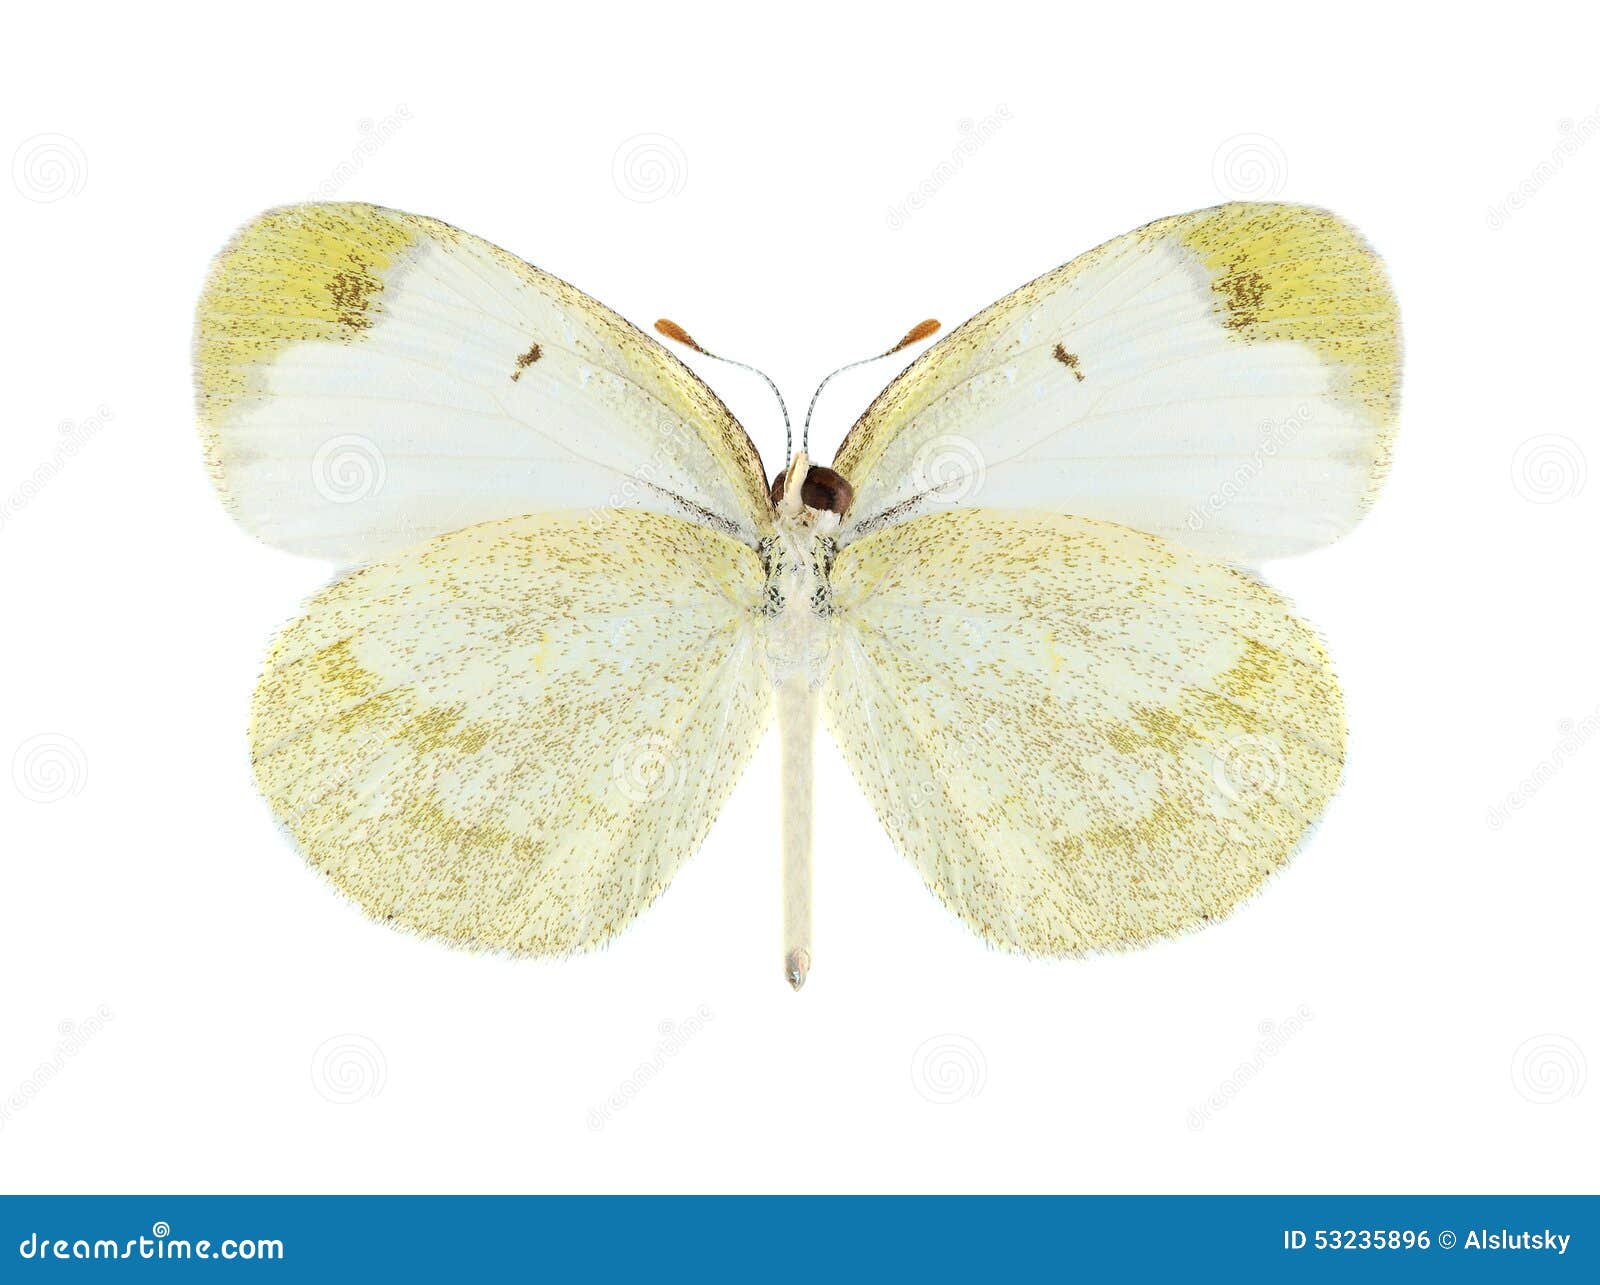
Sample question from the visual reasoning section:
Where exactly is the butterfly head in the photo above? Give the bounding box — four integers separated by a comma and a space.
653, 316, 939, 525
770, 451, 854, 524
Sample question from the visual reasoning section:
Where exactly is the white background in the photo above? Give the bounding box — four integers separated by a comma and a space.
2, 1, 1595, 1195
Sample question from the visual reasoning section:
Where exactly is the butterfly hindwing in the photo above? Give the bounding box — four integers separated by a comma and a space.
834, 202, 1400, 563
194, 202, 773, 562
250, 509, 771, 953
826, 508, 1344, 954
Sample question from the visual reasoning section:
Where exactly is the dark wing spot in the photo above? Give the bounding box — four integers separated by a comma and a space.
327, 269, 381, 331
1214, 268, 1268, 330
510, 342, 543, 381
1052, 342, 1085, 382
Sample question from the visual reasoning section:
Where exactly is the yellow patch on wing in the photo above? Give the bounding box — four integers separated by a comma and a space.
1165, 203, 1400, 450
251, 508, 771, 955
192, 201, 773, 560
194, 205, 417, 479
833, 202, 1402, 563
827, 508, 1344, 955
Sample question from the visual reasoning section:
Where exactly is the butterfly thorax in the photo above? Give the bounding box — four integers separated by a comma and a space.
759, 457, 844, 690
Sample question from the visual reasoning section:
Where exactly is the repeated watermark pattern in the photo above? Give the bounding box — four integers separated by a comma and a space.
1486, 108, 1600, 229
1210, 734, 1287, 809
1187, 1006, 1314, 1130
311, 433, 388, 505
0, 1007, 115, 1131
909, 433, 987, 504
584, 408, 698, 522
910, 1034, 987, 1104
887, 107, 1012, 230
12, 133, 87, 202
588, 1007, 714, 1129
310, 1034, 387, 1104
612, 134, 688, 203
1185, 403, 1312, 532
1, 406, 113, 531
12, 733, 88, 804
1509, 1034, 1586, 1104
259, 108, 412, 244
1486, 707, 1600, 830
1510, 433, 1587, 503
309, 106, 412, 202
1212, 133, 1289, 200
612, 733, 687, 803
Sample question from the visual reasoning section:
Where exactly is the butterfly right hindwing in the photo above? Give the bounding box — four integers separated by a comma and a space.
825, 508, 1344, 954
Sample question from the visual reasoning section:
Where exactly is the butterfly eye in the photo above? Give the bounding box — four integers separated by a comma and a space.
769, 464, 854, 516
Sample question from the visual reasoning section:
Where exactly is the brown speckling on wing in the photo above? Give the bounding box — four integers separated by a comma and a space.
510, 341, 543, 381
192, 202, 775, 558
250, 508, 771, 956
1051, 342, 1085, 381
833, 202, 1401, 560
826, 507, 1344, 956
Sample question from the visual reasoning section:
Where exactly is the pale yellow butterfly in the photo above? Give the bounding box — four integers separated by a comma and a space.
193, 201, 1399, 988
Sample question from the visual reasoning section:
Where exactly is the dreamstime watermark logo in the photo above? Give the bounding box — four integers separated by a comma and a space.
611, 733, 686, 803
612, 134, 688, 203
1, 406, 113, 531
910, 1034, 987, 1104
1486, 108, 1600, 229
311, 105, 411, 201
311, 434, 387, 504
1510, 433, 1586, 503
0, 1006, 114, 1130
1487, 707, 1600, 830
1212, 133, 1289, 199
1210, 734, 1286, 806
910, 434, 987, 504
590, 409, 698, 520
1186, 403, 1311, 531
11, 733, 87, 804
588, 1006, 714, 1129
16, 1222, 284, 1263
1188, 1006, 1314, 1129
265, 108, 414, 242
1510, 1034, 1586, 1104
12, 133, 87, 202
887, 106, 1012, 229
310, 1034, 387, 1104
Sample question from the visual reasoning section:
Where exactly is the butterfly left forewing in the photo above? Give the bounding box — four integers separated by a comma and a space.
825, 508, 1343, 954
251, 508, 771, 953
195, 202, 772, 563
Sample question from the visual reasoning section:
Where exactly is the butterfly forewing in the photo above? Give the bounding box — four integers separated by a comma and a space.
194, 202, 772, 563
833, 202, 1400, 563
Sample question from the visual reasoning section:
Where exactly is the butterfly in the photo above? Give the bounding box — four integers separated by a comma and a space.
193, 201, 1399, 989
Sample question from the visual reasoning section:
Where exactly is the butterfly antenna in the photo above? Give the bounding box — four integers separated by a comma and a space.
655, 319, 794, 465
801, 318, 940, 456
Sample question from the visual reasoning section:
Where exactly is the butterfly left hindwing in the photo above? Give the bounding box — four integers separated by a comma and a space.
251, 508, 771, 954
